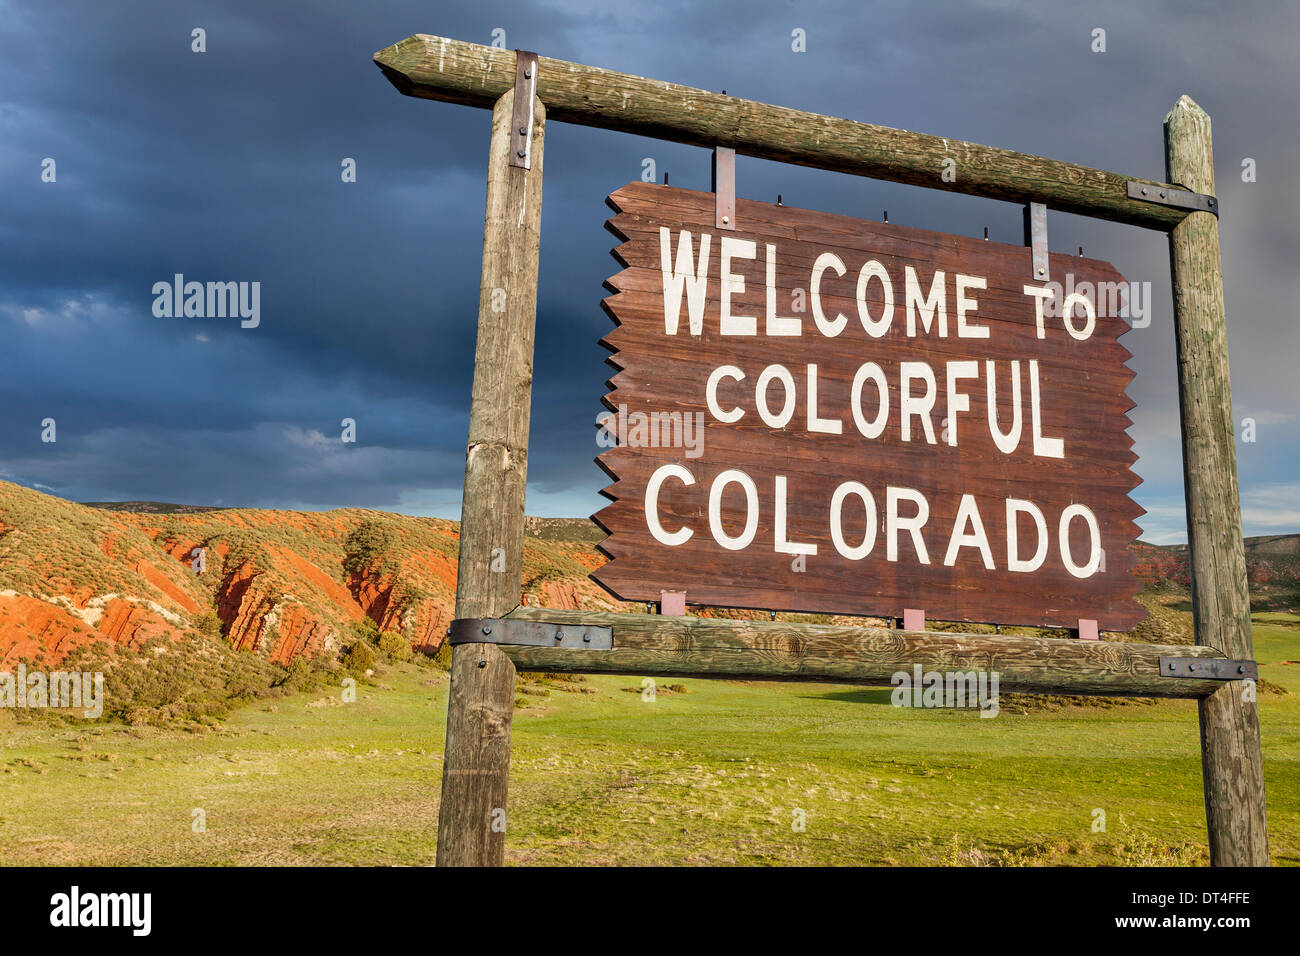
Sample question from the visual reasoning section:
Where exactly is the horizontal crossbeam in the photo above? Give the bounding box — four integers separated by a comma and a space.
375, 34, 1199, 230
500, 607, 1235, 699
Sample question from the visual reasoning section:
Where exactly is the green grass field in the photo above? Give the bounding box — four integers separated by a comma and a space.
3, 614, 1298, 866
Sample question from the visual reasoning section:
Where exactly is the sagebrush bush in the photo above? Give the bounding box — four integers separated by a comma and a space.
377, 630, 410, 661
342, 639, 376, 675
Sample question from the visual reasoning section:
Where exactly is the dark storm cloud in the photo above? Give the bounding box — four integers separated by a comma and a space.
1, 0, 1296, 540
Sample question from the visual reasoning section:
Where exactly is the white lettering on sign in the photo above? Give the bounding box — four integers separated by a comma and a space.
645, 237, 1105, 574
720, 236, 757, 335
659, 228, 709, 335
641, 466, 1106, 579
700, 358, 1064, 457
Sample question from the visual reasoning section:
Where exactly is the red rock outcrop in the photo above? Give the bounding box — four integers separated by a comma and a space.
0, 481, 620, 668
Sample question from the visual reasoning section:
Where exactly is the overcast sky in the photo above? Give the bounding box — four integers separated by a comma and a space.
1, 0, 1296, 544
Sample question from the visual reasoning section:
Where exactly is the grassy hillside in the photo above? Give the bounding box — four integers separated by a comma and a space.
2, 610, 1296, 866
3, 481, 1297, 865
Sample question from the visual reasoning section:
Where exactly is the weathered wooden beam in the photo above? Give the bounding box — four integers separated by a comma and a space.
436, 85, 546, 868
1165, 95, 1269, 866
375, 33, 1192, 230
501, 607, 1230, 699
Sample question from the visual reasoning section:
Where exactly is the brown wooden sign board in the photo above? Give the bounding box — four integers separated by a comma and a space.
595, 183, 1145, 630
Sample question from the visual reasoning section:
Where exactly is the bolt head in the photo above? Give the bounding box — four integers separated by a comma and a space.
1141, 187, 1149, 195
482, 625, 492, 636
1189, 663, 1196, 671
1238, 665, 1245, 674
583, 631, 592, 643
516, 149, 527, 158
554, 630, 563, 641
1037, 267, 1045, 275
721, 215, 730, 224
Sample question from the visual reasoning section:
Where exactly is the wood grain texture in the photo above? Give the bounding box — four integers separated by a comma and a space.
1165, 95, 1269, 866
437, 88, 545, 868
373, 34, 1190, 230
595, 183, 1145, 630
503, 607, 1228, 698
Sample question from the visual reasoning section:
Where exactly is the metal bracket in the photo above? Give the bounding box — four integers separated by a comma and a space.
712, 147, 735, 230
1127, 181, 1218, 217
447, 617, 613, 650
1023, 202, 1048, 282
660, 590, 686, 616
1159, 656, 1257, 680
509, 50, 539, 170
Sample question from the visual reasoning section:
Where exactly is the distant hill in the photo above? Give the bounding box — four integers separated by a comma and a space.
1, 482, 625, 670
82, 500, 230, 515
4, 481, 1296, 675
1131, 535, 1300, 611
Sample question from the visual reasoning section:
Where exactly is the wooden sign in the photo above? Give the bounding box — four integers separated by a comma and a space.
384, 37, 1263, 866
595, 182, 1145, 630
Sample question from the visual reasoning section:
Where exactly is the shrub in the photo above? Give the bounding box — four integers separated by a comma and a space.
50, 632, 289, 727
377, 630, 411, 662
343, 522, 397, 576
279, 655, 322, 693
342, 640, 376, 675
350, 617, 381, 645
193, 611, 223, 639
431, 640, 454, 671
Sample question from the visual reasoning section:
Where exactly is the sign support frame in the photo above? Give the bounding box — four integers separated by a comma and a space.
376, 37, 1268, 867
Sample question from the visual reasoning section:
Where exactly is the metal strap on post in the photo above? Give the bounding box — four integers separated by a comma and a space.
1159, 657, 1257, 680
712, 147, 735, 230
660, 590, 686, 615
1024, 202, 1049, 281
447, 617, 613, 650
1127, 181, 1218, 216
509, 50, 539, 169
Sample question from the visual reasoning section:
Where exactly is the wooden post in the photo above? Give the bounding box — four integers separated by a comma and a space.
436, 85, 545, 867
1165, 95, 1269, 865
